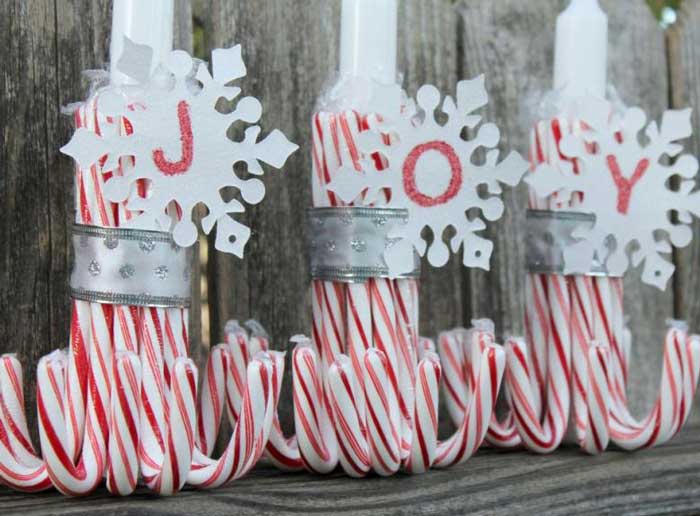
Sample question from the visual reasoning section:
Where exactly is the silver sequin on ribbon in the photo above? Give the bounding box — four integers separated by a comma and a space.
71, 224, 193, 307
308, 207, 421, 283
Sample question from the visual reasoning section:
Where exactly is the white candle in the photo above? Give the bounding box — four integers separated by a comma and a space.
339, 0, 398, 84
553, 0, 608, 99
109, 0, 174, 86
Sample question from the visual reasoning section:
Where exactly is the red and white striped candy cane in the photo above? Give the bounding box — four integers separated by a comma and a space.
363, 347, 401, 476
466, 324, 521, 449
507, 117, 583, 454
505, 331, 570, 454
0, 354, 52, 492
393, 278, 419, 458
291, 335, 338, 473
368, 278, 404, 469
241, 327, 304, 471
570, 275, 610, 454
106, 350, 142, 494
433, 340, 505, 468
606, 326, 685, 449
437, 324, 520, 449
188, 352, 275, 488
36, 350, 105, 496
216, 322, 303, 471
138, 307, 197, 495
195, 343, 230, 457
402, 350, 440, 474
345, 282, 371, 425
327, 354, 372, 477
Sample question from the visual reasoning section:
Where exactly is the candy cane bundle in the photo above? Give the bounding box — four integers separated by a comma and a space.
472, 0, 700, 456
244, 0, 528, 478
0, 0, 296, 496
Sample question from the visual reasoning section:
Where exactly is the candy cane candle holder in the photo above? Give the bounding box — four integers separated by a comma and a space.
517, 97, 700, 455
482, 0, 700, 456
235, 0, 529, 477
0, 0, 297, 496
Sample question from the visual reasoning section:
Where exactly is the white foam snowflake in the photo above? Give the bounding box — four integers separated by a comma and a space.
327, 76, 528, 273
526, 96, 700, 290
61, 38, 298, 257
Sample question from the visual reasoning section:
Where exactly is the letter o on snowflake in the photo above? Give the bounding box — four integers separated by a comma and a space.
327, 76, 529, 274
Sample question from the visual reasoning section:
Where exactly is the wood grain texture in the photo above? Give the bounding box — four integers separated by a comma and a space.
669, 0, 700, 423
202, 0, 340, 431
0, 0, 111, 440
602, 0, 673, 418
456, 0, 559, 336
2, 425, 699, 515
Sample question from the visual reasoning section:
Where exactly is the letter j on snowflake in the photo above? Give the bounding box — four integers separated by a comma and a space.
526, 96, 700, 290
327, 76, 529, 275
61, 37, 298, 257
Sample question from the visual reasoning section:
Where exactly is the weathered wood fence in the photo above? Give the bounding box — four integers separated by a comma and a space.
2, 0, 700, 434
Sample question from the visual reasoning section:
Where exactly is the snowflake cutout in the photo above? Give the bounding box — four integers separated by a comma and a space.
61, 38, 298, 257
526, 96, 700, 290
327, 76, 528, 273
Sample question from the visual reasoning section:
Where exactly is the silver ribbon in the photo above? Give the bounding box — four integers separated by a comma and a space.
526, 210, 614, 276
309, 207, 421, 283
71, 224, 193, 307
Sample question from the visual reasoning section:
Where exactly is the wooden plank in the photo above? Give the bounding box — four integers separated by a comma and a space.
602, 0, 673, 417
669, 0, 700, 421
3, 425, 700, 515
203, 0, 340, 431
456, 0, 560, 336
398, 0, 462, 339
0, 0, 112, 440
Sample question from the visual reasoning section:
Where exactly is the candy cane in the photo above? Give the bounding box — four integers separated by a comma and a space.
188, 353, 275, 488
327, 354, 372, 477
433, 338, 505, 468
0, 355, 52, 492
570, 276, 610, 454
505, 329, 570, 454
402, 351, 440, 474
393, 278, 419, 458
0, 309, 109, 496
138, 307, 197, 495
106, 350, 142, 494
292, 335, 338, 473
437, 323, 520, 449
595, 284, 700, 450
363, 347, 401, 476
243, 326, 304, 471
36, 349, 106, 496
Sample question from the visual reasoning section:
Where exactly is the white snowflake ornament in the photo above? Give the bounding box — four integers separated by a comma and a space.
61, 38, 298, 257
327, 76, 529, 273
526, 96, 700, 290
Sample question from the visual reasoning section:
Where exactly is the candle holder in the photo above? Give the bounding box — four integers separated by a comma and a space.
244, 5, 530, 471
489, 91, 700, 455
0, 32, 296, 496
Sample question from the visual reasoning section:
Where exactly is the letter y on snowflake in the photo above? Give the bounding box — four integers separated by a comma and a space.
326, 76, 529, 274
61, 38, 298, 257
526, 96, 700, 289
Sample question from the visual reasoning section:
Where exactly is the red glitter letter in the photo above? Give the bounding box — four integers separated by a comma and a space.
152, 100, 194, 176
